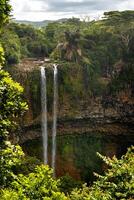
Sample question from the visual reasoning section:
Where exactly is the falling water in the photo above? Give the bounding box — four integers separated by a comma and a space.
41, 66, 48, 164
52, 64, 58, 176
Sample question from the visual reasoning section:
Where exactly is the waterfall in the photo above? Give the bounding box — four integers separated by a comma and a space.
41, 66, 48, 165
52, 64, 58, 176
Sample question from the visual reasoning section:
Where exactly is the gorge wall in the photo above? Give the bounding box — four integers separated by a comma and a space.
8, 59, 134, 180
9, 59, 134, 138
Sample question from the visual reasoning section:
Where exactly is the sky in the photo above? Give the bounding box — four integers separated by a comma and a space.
10, 0, 134, 21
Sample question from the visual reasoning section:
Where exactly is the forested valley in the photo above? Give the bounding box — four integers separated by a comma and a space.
0, 1, 134, 199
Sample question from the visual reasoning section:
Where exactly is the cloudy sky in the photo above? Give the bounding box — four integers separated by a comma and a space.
10, 0, 134, 21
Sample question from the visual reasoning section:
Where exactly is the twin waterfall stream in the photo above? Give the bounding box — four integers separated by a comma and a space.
41, 65, 58, 176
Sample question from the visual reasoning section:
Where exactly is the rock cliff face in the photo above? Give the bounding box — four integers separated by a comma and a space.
9, 59, 134, 141
8, 59, 134, 180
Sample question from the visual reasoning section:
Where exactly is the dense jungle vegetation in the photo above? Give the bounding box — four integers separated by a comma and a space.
1, 10, 134, 95
0, 0, 134, 199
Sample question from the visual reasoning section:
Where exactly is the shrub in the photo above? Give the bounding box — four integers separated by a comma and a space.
69, 146, 134, 200
59, 175, 82, 194
1, 165, 67, 200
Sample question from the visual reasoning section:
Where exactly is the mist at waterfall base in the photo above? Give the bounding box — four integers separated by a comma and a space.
41, 65, 58, 175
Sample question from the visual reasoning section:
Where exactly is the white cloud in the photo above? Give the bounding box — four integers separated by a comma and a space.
10, 0, 134, 21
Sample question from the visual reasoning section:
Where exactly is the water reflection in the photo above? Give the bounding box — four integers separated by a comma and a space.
22, 132, 134, 182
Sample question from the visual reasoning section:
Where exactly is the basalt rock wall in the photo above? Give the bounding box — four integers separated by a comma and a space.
8, 59, 134, 143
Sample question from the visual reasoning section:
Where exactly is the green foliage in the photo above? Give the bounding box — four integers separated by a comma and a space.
94, 146, 134, 199
0, 141, 24, 188
45, 22, 59, 40
0, 69, 28, 188
69, 146, 134, 200
109, 63, 134, 93
0, 70, 28, 138
58, 63, 84, 98
0, 45, 5, 67
47, 10, 134, 96
0, 30, 21, 64
51, 30, 83, 63
2, 11, 134, 97
0, 0, 11, 66
0, 189, 24, 200
1, 146, 133, 200
1, 165, 67, 200
0, 0, 28, 195
69, 184, 112, 200
103, 10, 134, 25
14, 156, 41, 175
60, 175, 82, 194
6, 23, 49, 59
0, 0, 11, 28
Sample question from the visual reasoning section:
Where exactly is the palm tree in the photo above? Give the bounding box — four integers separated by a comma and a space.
56, 30, 82, 63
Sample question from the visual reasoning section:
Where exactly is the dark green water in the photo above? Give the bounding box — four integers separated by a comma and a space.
22, 133, 134, 182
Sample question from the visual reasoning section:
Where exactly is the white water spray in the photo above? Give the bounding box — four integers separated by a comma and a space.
41, 66, 48, 164
52, 64, 58, 176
